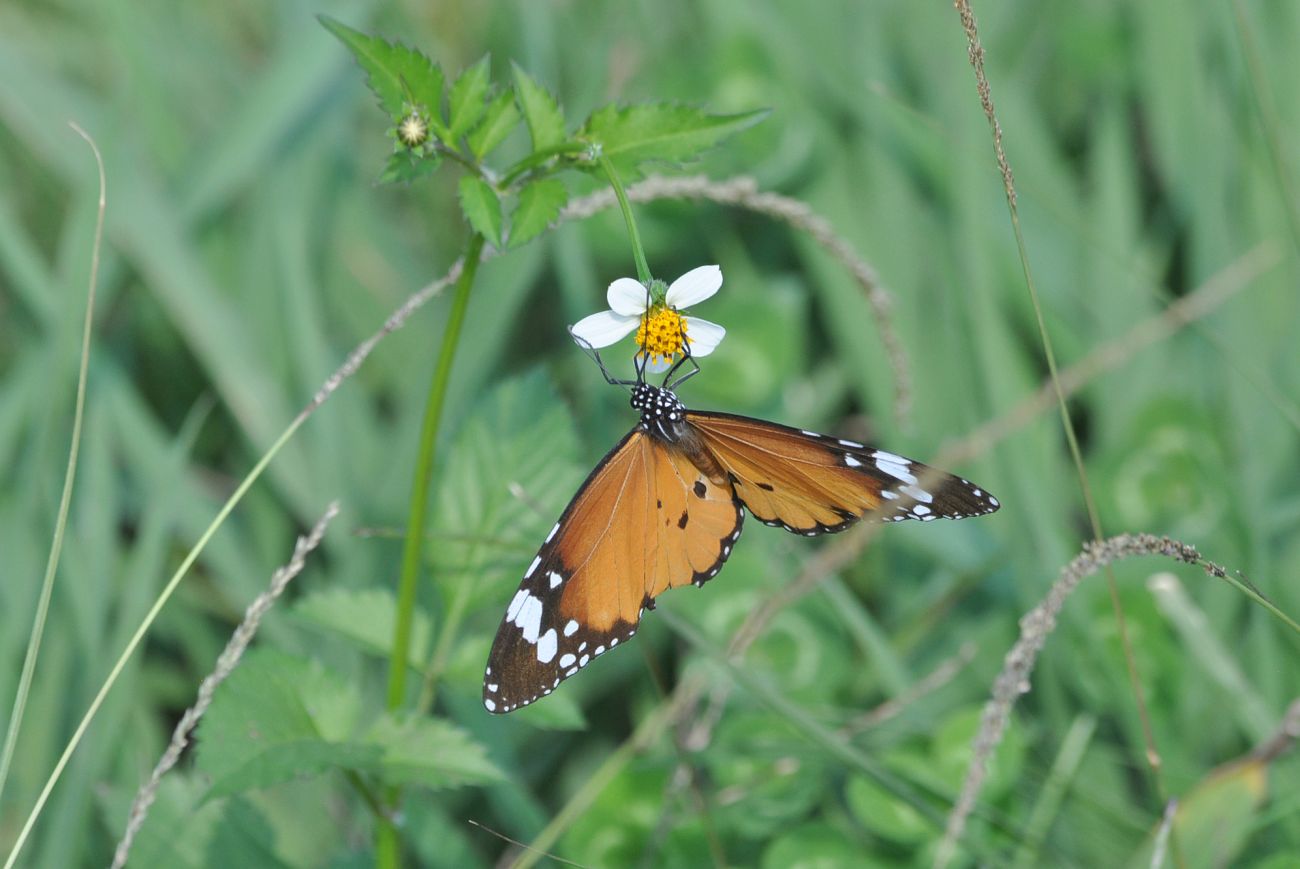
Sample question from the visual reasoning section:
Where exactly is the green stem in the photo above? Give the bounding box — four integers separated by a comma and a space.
499, 141, 589, 187
597, 153, 652, 284
377, 232, 486, 867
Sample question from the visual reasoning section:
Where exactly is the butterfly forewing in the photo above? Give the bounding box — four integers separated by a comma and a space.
685, 411, 1000, 534
484, 431, 743, 714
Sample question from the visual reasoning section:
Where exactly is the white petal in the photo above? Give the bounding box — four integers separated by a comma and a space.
684, 317, 725, 357
571, 310, 638, 348
607, 278, 650, 316
665, 265, 722, 309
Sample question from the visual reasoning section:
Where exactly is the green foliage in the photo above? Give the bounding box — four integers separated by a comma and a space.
294, 588, 432, 670
466, 89, 522, 160
457, 175, 504, 248
579, 103, 770, 178
361, 713, 502, 789
4, 1, 1300, 867
509, 179, 567, 248
196, 650, 498, 801
510, 63, 567, 152
196, 649, 372, 799
447, 55, 492, 142
319, 17, 447, 135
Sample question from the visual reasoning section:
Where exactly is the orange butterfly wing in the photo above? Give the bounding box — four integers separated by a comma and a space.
483, 431, 742, 713
686, 411, 1000, 534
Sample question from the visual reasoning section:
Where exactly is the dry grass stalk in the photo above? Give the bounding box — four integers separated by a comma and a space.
933, 534, 1227, 869
111, 501, 341, 869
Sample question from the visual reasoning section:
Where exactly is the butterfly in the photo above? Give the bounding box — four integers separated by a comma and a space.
482, 352, 1000, 714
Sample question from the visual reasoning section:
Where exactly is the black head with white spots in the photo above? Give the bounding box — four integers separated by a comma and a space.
631, 384, 687, 442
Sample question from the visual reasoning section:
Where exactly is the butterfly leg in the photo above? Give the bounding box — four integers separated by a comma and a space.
568, 326, 643, 387
664, 354, 701, 390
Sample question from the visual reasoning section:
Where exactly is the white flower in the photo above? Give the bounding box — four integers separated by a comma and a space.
570, 265, 726, 372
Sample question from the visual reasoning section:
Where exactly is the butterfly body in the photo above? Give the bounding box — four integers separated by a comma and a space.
483, 385, 999, 714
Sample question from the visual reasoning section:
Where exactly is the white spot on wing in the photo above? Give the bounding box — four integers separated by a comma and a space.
505, 589, 529, 621
838, 438, 864, 449
525, 556, 541, 578
563, 619, 579, 637
515, 595, 542, 643
545, 522, 560, 542
801, 429, 820, 437
844, 455, 862, 468
536, 628, 558, 663
901, 484, 934, 504
548, 570, 563, 589
487, 683, 498, 692
881, 490, 898, 500
873, 451, 917, 484
484, 698, 496, 712
913, 504, 931, 517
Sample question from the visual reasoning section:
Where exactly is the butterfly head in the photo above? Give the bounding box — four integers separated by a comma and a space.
631, 384, 686, 439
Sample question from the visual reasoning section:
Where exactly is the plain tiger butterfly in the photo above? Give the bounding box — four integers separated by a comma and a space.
482, 355, 1000, 713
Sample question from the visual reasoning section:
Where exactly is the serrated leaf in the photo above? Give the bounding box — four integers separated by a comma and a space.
580, 103, 768, 177
294, 588, 431, 670
359, 713, 503, 789
379, 150, 441, 185
196, 649, 375, 801
447, 55, 491, 141
467, 89, 521, 160
458, 176, 504, 248
319, 16, 448, 138
511, 63, 566, 150
508, 179, 567, 248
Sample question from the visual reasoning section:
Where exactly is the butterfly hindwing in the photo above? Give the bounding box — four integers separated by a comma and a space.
685, 411, 1000, 535
484, 431, 743, 714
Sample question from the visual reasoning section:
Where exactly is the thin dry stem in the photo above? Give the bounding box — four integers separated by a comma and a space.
565, 175, 913, 425
934, 534, 1227, 869
841, 642, 978, 736
112, 502, 341, 869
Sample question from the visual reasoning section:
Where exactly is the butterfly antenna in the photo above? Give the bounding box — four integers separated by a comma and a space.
568, 326, 638, 390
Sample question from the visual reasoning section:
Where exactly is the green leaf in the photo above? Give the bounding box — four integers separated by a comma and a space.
319, 16, 448, 138
508, 179, 567, 248
378, 150, 441, 185
206, 797, 291, 868
294, 587, 431, 670
761, 823, 863, 869
447, 54, 491, 141
458, 176, 504, 248
359, 713, 503, 789
844, 773, 930, 845
196, 650, 376, 800
579, 103, 768, 177
511, 62, 566, 150
467, 89, 521, 160
1128, 757, 1269, 869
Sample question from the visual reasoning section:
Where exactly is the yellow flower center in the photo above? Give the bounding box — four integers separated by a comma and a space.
635, 304, 690, 365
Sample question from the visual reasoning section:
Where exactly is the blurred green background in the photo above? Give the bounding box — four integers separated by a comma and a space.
2, 0, 1299, 866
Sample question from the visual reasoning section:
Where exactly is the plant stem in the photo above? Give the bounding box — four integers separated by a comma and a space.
499, 140, 589, 187
598, 153, 652, 284
377, 231, 486, 867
